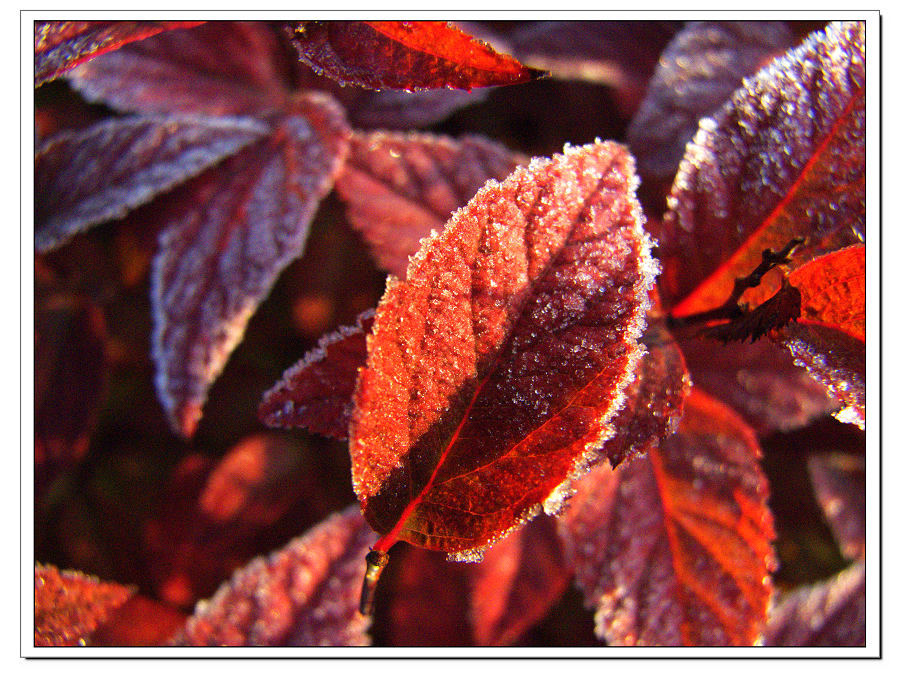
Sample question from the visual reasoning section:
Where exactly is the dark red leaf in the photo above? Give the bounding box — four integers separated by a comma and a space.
469, 514, 571, 646
351, 141, 657, 557
558, 389, 776, 646
628, 21, 794, 180
34, 283, 108, 492
35, 564, 134, 647
678, 335, 836, 435
35, 115, 268, 252
35, 20, 204, 86
335, 131, 526, 277
259, 309, 374, 439
379, 545, 474, 646
777, 245, 866, 428
144, 434, 334, 608
151, 93, 349, 436
507, 21, 680, 115
764, 561, 865, 646
68, 21, 293, 117
287, 21, 543, 91
171, 505, 374, 646
601, 319, 690, 469
661, 21, 865, 316
808, 453, 865, 561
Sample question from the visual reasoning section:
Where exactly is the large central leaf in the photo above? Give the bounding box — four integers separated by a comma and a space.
350, 141, 657, 558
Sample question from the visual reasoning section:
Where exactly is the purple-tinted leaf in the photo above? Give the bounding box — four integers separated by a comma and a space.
259, 309, 374, 439
679, 335, 836, 436
35, 115, 268, 252
151, 93, 349, 437
335, 130, 525, 277
764, 561, 865, 646
808, 453, 865, 561
35, 564, 134, 647
662, 21, 865, 316
628, 21, 794, 180
469, 514, 571, 646
35, 20, 205, 86
558, 390, 776, 646
69, 21, 293, 117
171, 505, 374, 646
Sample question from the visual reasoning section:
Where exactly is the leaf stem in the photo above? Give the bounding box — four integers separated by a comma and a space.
359, 549, 390, 616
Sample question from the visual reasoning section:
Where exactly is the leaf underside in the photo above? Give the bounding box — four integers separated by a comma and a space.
351, 140, 657, 557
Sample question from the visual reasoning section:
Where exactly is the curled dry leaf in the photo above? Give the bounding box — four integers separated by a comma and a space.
808, 453, 865, 561
35, 20, 204, 86
35, 564, 134, 647
335, 131, 526, 277
628, 21, 794, 180
661, 21, 865, 316
35, 115, 268, 252
259, 309, 374, 439
151, 93, 350, 436
764, 560, 865, 646
171, 505, 375, 646
558, 389, 776, 646
778, 244, 865, 428
287, 21, 544, 91
351, 140, 657, 557
68, 21, 294, 117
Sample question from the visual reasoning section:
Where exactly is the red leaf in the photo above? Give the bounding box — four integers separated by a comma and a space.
171, 505, 374, 646
351, 141, 657, 557
144, 434, 337, 608
469, 515, 571, 646
287, 21, 543, 91
35, 20, 204, 86
88, 595, 188, 646
678, 335, 836, 435
628, 21, 794, 180
259, 309, 374, 439
601, 319, 690, 469
35, 564, 134, 647
558, 390, 776, 646
346, 88, 491, 130
335, 131, 526, 277
764, 561, 865, 646
808, 453, 865, 561
660, 21, 865, 316
35, 115, 268, 252
777, 245, 866, 428
68, 21, 293, 117
151, 93, 349, 436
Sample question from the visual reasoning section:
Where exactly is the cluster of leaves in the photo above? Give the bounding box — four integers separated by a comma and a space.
34, 19, 866, 648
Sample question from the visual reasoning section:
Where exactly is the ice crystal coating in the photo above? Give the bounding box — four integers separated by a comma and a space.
350, 140, 657, 556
